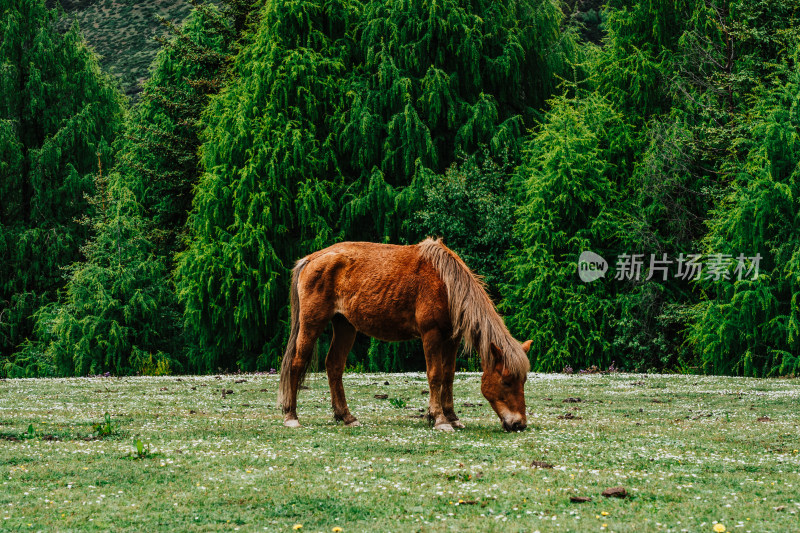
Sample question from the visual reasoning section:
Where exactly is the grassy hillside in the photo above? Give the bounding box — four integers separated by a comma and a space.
1, 372, 798, 531
49, 0, 201, 98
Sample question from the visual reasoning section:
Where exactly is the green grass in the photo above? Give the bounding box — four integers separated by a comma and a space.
1, 372, 798, 532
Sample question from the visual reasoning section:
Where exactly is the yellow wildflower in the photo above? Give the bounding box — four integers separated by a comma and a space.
713, 524, 726, 533
293, 525, 303, 531
332, 528, 343, 532
601, 511, 609, 516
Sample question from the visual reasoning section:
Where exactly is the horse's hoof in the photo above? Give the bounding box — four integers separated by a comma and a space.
284, 419, 301, 428
345, 419, 361, 427
435, 423, 455, 432
451, 420, 465, 429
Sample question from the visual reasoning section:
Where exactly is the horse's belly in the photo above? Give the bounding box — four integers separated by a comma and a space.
337, 295, 420, 341
349, 319, 419, 342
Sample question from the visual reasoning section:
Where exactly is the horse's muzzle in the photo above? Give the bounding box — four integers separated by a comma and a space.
503, 420, 527, 432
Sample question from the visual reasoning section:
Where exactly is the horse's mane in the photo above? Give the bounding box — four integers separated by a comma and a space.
418, 238, 530, 378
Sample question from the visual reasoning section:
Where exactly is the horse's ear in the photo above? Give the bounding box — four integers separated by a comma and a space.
521, 340, 533, 353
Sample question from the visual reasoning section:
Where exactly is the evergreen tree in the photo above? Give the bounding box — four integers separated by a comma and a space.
176, 0, 354, 372
503, 91, 633, 372
119, 4, 236, 258
507, 0, 800, 375
177, 0, 576, 372
341, 0, 575, 240
0, 0, 122, 375
686, 12, 800, 376
23, 4, 238, 376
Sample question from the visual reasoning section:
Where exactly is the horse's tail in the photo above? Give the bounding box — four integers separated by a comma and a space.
278, 258, 309, 409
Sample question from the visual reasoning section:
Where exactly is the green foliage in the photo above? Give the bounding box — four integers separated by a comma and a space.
675, 0, 800, 376
31, 166, 183, 376
688, 61, 800, 376
599, 0, 695, 118
503, 92, 633, 372
19, 5, 235, 377
364, 338, 423, 373
0, 0, 123, 376
507, 0, 800, 376
410, 152, 516, 298
9, 0, 797, 378
344, 361, 365, 373
176, 0, 354, 373
135, 351, 173, 376
340, 0, 576, 240
177, 0, 575, 373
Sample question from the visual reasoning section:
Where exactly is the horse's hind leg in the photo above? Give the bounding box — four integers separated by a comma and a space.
283, 320, 327, 427
326, 315, 359, 426
440, 338, 465, 429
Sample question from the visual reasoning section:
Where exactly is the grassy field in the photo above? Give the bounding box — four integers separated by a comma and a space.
1, 372, 798, 532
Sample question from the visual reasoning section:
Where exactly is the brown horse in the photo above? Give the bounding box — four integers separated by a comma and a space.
277, 238, 531, 432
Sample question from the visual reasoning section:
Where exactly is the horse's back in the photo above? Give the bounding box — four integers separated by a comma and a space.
298, 242, 449, 341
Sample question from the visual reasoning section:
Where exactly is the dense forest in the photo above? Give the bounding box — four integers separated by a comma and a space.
1, 0, 798, 378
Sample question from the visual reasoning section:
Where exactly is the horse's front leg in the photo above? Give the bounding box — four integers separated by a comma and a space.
440, 338, 464, 428
422, 329, 454, 431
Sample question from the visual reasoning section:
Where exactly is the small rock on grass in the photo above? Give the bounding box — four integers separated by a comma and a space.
374, 394, 388, 399
601, 486, 628, 498
530, 460, 554, 469
570, 496, 592, 503
757, 416, 771, 422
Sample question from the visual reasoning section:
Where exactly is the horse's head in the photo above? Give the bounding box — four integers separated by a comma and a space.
481, 340, 532, 432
